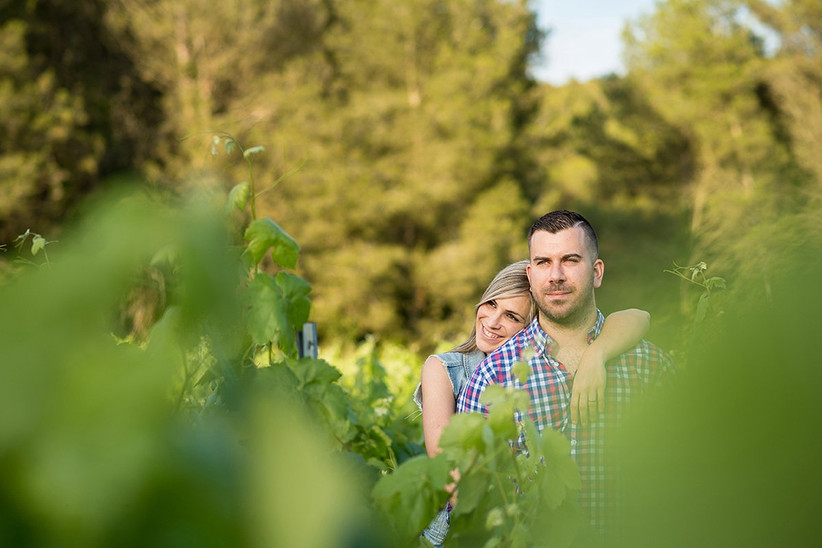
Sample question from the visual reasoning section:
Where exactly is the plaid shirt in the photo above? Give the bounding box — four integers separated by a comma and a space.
456, 310, 675, 534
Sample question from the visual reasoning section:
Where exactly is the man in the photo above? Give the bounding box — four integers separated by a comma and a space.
456, 210, 674, 534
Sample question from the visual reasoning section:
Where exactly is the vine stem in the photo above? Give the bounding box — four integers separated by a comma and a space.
243, 151, 257, 220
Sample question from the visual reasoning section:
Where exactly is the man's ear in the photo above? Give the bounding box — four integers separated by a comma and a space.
593, 259, 604, 288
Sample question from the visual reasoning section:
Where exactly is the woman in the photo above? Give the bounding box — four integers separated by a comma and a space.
414, 260, 649, 546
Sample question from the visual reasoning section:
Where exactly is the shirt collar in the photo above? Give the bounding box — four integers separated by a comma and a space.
529, 309, 605, 356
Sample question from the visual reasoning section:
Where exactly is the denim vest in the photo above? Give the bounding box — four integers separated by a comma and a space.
415, 349, 485, 546
413, 349, 486, 411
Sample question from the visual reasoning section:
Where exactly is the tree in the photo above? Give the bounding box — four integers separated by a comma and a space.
0, 17, 100, 242
0, 0, 163, 243
105, 0, 327, 180
623, 0, 814, 300
238, 0, 544, 344
745, 0, 822, 230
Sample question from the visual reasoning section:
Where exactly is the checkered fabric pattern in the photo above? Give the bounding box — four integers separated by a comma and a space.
456, 311, 675, 534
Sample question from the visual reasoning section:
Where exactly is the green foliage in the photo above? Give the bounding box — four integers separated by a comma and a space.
372, 372, 586, 548
664, 260, 727, 324
1, 0, 820, 355
623, 0, 819, 302
615, 246, 822, 547
10, 229, 57, 267
244, 218, 300, 269
244, 272, 310, 351
2, 1, 821, 546
0, 146, 401, 545
372, 453, 454, 539
0, 17, 103, 242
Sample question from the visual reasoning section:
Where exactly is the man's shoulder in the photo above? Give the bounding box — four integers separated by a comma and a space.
616, 338, 677, 376
634, 339, 674, 360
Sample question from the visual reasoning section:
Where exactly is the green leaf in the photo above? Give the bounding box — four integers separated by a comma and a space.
243, 275, 289, 346
243, 145, 265, 159
485, 507, 505, 529
288, 357, 342, 387
532, 498, 584, 548
480, 385, 530, 441
521, 420, 543, 463
540, 428, 581, 495
244, 218, 299, 268
482, 537, 502, 548
439, 413, 487, 458
226, 181, 250, 213
512, 360, 531, 384
224, 137, 237, 155
274, 272, 311, 327
243, 274, 310, 352
452, 468, 491, 515
372, 454, 452, 540
705, 276, 726, 290
31, 235, 45, 256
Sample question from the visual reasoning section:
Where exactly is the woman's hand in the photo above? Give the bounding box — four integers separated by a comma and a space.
570, 345, 606, 425
446, 468, 460, 507
570, 308, 650, 425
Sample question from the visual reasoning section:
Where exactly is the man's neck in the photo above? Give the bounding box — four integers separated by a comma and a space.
539, 308, 597, 374
539, 307, 597, 351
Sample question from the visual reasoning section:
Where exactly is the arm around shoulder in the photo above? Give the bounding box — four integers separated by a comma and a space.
590, 308, 650, 362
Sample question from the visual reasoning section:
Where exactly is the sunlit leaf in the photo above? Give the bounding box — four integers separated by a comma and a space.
31, 235, 45, 256
226, 181, 250, 213
243, 146, 265, 159
439, 413, 487, 457
244, 218, 299, 268
289, 357, 341, 387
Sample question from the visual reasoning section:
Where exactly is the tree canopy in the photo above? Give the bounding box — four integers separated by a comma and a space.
1, 0, 820, 350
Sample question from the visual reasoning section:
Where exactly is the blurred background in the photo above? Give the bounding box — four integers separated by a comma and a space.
2, 0, 820, 352
1, 0, 821, 545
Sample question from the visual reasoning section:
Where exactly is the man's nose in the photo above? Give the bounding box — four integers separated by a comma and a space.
548, 262, 565, 283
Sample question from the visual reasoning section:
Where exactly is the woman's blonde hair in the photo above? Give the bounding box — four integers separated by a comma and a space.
452, 260, 535, 354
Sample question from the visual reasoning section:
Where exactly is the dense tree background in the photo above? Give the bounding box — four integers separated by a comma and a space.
2, 0, 820, 354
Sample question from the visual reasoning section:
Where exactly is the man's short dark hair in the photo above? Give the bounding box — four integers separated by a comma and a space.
528, 210, 599, 258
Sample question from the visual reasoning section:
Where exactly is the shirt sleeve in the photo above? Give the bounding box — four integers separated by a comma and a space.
456, 359, 493, 416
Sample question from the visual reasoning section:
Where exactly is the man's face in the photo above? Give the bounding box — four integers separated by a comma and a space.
526, 226, 604, 327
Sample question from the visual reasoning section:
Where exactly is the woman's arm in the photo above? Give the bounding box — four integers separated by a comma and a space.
571, 308, 650, 425
420, 355, 457, 457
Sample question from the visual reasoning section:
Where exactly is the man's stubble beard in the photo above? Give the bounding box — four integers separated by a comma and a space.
533, 283, 596, 330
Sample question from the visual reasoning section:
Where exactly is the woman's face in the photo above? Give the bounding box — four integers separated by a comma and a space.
475, 295, 531, 354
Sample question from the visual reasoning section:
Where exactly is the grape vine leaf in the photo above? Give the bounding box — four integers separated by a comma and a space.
244, 218, 299, 268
